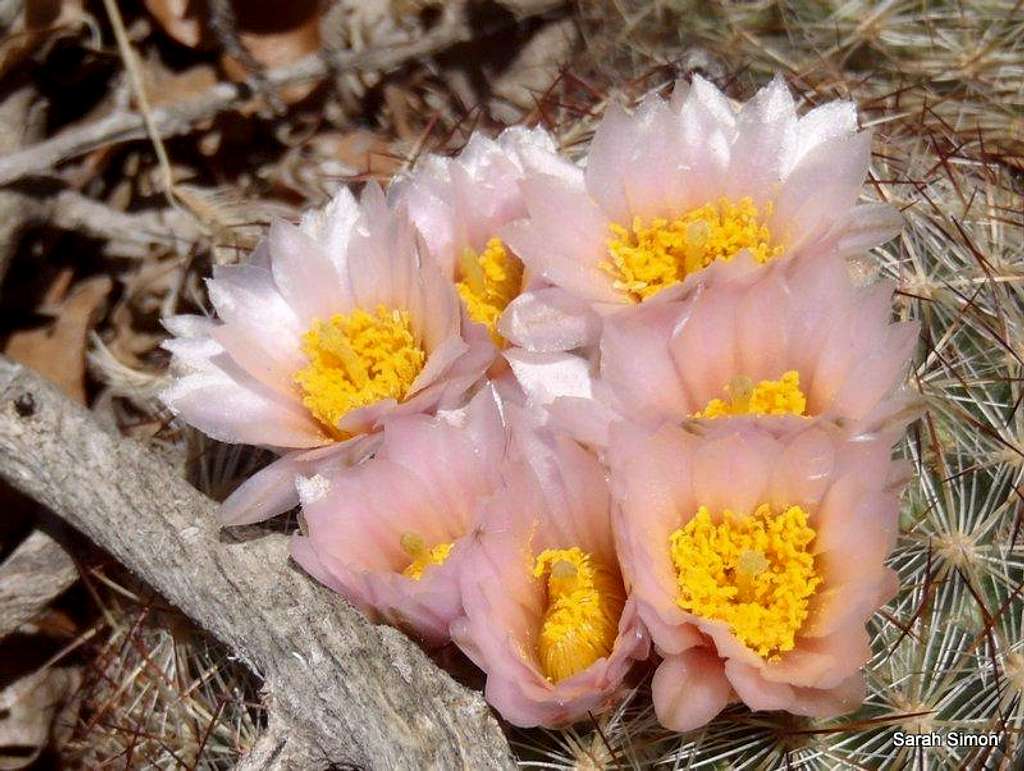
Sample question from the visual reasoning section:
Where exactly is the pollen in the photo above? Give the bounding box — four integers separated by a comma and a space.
294, 305, 425, 435
400, 531, 454, 581
455, 237, 524, 346
669, 504, 822, 660
695, 371, 808, 419
603, 197, 782, 302
533, 547, 625, 683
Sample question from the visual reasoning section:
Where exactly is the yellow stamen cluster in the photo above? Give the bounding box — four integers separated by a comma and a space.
533, 547, 625, 683
294, 305, 425, 434
400, 532, 454, 581
669, 504, 821, 660
455, 237, 524, 346
604, 197, 782, 302
695, 371, 808, 419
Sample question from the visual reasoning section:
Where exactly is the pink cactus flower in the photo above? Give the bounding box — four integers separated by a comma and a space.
501, 75, 902, 351
290, 386, 506, 648
391, 127, 590, 350
512, 251, 918, 448
451, 412, 649, 727
160, 184, 493, 525
608, 420, 906, 731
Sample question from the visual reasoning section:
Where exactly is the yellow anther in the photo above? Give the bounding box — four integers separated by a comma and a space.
603, 197, 782, 302
696, 370, 807, 419
294, 305, 425, 435
533, 547, 625, 683
455, 237, 524, 346
400, 531, 453, 581
669, 504, 821, 660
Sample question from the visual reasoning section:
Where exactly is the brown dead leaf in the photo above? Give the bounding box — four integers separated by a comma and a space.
144, 59, 219, 109
145, 0, 322, 102
221, 1, 322, 104
4, 275, 112, 404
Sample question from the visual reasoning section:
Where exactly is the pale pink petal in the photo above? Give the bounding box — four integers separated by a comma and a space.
668, 289, 739, 405
503, 218, 622, 304
218, 437, 378, 525
726, 75, 798, 201
601, 302, 692, 422
267, 220, 348, 323
498, 287, 600, 352
815, 490, 901, 576
676, 76, 735, 199
725, 660, 795, 711
545, 389, 619, 449
210, 323, 303, 399
503, 174, 622, 304
161, 332, 222, 371
831, 321, 919, 418
585, 101, 636, 223
607, 423, 703, 655
762, 625, 872, 689
788, 674, 866, 718
772, 131, 873, 253
219, 453, 308, 525
161, 366, 324, 448
734, 271, 791, 379
690, 431, 774, 515
299, 186, 362, 273
783, 100, 858, 175
409, 335, 469, 395
504, 348, 595, 406
206, 265, 302, 342
652, 649, 734, 732
381, 388, 504, 525
621, 94, 686, 219
827, 203, 904, 256
804, 571, 894, 638
768, 427, 836, 510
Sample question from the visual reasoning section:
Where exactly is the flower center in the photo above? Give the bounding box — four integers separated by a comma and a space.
669, 503, 821, 660
400, 532, 454, 581
604, 197, 782, 302
533, 547, 625, 683
294, 305, 425, 434
455, 237, 524, 346
694, 371, 807, 419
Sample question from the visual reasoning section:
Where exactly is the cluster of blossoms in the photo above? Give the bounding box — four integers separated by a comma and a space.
161, 76, 918, 730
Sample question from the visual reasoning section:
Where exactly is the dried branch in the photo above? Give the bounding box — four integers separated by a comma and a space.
19, 188, 203, 253
0, 530, 78, 639
0, 356, 514, 770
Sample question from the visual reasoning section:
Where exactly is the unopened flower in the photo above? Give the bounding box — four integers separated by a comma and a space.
608, 422, 905, 730
391, 127, 590, 350
518, 252, 918, 447
502, 75, 901, 350
160, 185, 492, 524
291, 386, 506, 647
451, 414, 649, 727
